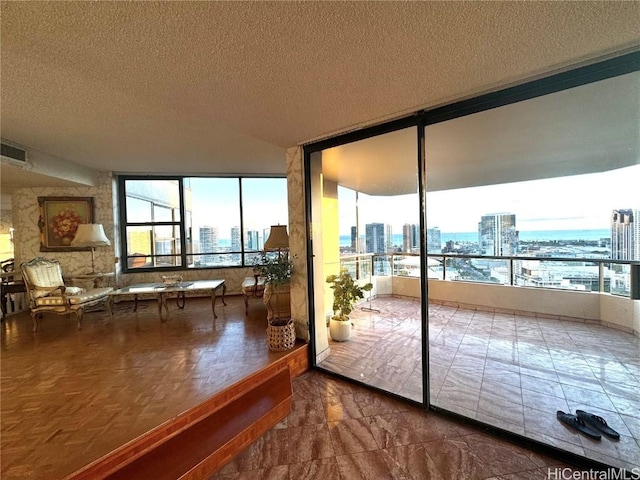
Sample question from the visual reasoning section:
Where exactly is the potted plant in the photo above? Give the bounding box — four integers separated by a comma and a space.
253, 252, 295, 351
326, 268, 373, 341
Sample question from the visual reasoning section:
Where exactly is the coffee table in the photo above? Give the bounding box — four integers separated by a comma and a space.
109, 279, 226, 321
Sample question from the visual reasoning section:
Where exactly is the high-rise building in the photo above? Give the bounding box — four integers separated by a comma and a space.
385, 224, 394, 250
402, 224, 413, 252
351, 226, 357, 251
199, 226, 218, 265
478, 213, 518, 256
263, 227, 271, 247
427, 227, 441, 253
231, 226, 242, 263
246, 230, 260, 250
611, 209, 640, 260
231, 226, 242, 252
365, 223, 386, 253
402, 223, 421, 253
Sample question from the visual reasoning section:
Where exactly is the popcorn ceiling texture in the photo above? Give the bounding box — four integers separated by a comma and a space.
2, 2, 639, 177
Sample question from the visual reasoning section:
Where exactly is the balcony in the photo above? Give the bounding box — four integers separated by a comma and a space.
338, 253, 639, 334
317, 253, 640, 470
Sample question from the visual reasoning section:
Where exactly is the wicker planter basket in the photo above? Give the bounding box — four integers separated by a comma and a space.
266, 318, 296, 352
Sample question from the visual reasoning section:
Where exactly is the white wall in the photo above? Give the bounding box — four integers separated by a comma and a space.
391, 276, 420, 298
428, 279, 637, 333
600, 293, 639, 334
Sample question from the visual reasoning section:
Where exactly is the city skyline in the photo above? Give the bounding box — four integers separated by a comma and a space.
349, 204, 638, 261
189, 177, 288, 232
159, 166, 638, 241
339, 165, 639, 235
427, 165, 639, 232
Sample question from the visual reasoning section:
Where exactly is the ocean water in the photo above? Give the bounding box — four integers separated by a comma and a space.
218, 229, 610, 247
339, 229, 610, 247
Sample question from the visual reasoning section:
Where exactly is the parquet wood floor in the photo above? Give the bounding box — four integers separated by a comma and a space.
1, 295, 294, 480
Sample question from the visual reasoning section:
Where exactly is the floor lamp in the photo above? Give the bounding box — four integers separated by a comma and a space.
71, 224, 111, 274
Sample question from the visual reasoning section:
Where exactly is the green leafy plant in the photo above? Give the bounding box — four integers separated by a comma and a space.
253, 252, 292, 285
326, 268, 373, 322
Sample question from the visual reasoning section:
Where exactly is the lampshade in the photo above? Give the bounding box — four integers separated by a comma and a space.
71, 224, 111, 247
264, 225, 289, 251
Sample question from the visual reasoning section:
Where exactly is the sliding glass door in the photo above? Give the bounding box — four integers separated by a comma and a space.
307, 126, 426, 403
425, 69, 640, 470
305, 53, 639, 470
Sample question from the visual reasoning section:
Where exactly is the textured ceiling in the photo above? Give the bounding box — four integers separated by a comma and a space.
320, 71, 640, 196
1, 1, 639, 193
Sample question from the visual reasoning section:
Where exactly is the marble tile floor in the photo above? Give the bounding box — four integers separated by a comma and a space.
211, 369, 585, 479
318, 297, 640, 471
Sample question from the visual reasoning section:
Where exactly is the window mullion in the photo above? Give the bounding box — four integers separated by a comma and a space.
120, 175, 287, 272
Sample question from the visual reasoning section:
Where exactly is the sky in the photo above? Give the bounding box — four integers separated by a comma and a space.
340, 164, 639, 234
189, 177, 288, 233
168, 166, 638, 239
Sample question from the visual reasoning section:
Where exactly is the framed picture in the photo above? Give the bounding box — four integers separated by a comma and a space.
38, 196, 94, 251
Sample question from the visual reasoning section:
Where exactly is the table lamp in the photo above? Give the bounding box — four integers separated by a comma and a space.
264, 225, 289, 257
71, 224, 111, 274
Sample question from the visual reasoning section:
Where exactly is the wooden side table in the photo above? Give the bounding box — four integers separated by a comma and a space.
1, 271, 26, 319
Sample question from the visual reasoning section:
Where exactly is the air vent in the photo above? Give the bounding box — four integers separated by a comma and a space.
1, 142, 27, 163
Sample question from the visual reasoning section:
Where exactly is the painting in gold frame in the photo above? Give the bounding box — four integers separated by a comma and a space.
38, 196, 94, 251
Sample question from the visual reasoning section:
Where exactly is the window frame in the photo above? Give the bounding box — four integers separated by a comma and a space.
117, 175, 287, 273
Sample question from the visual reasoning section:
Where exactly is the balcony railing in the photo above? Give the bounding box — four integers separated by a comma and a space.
340, 253, 640, 298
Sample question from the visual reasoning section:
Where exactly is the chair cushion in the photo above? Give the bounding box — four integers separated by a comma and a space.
33, 285, 86, 300
44, 286, 85, 296
242, 276, 265, 295
24, 262, 65, 297
35, 287, 114, 306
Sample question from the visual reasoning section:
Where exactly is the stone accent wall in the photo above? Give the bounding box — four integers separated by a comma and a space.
286, 146, 309, 341
13, 172, 116, 277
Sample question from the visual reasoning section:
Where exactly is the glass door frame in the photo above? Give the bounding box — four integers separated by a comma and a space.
303, 51, 639, 413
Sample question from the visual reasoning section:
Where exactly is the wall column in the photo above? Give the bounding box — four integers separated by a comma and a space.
286, 146, 310, 342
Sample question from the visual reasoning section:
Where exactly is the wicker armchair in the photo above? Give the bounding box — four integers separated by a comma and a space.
21, 257, 113, 332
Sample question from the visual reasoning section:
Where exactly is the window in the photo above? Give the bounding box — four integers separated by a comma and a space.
118, 176, 288, 272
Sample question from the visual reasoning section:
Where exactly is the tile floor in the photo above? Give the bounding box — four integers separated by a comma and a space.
319, 297, 640, 471
2, 294, 637, 479
211, 369, 581, 479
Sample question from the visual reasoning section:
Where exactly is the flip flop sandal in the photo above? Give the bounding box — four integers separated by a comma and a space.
556, 411, 601, 440
576, 410, 620, 440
